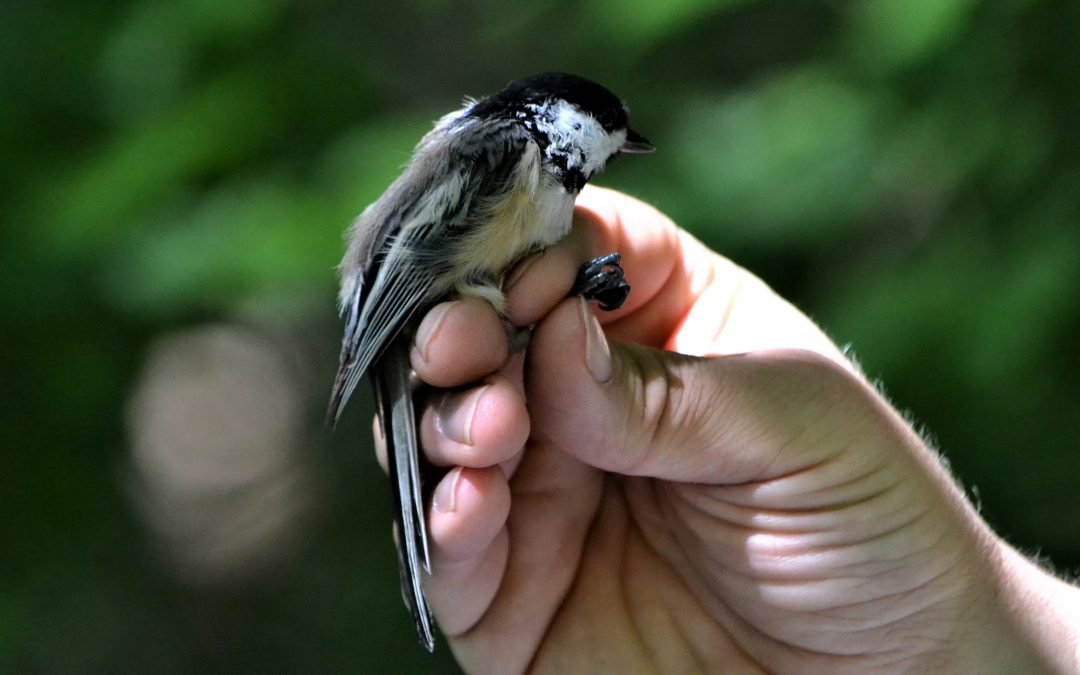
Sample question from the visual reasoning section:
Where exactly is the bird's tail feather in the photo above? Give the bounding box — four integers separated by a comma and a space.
373, 341, 435, 652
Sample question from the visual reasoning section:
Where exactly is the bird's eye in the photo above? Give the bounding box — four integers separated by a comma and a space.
573, 122, 582, 131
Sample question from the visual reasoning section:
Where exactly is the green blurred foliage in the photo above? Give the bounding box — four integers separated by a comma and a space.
3, 0, 1079, 671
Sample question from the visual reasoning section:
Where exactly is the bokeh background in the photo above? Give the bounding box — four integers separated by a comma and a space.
4, 0, 1079, 671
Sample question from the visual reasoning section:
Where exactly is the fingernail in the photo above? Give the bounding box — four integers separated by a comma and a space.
433, 466, 463, 513
437, 385, 489, 446
504, 251, 544, 293
413, 302, 452, 364
580, 296, 612, 383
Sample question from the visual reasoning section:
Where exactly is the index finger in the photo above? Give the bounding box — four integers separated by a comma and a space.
503, 185, 730, 349
505, 186, 848, 363
572, 186, 720, 348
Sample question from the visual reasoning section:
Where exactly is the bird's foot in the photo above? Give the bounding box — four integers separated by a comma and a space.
570, 252, 630, 311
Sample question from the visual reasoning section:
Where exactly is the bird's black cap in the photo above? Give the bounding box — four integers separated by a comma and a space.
468, 72, 631, 133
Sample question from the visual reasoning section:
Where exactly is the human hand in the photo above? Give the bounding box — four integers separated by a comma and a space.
397, 186, 1079, 673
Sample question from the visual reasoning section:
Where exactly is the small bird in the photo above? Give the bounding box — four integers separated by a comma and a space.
328, 72, 652, 651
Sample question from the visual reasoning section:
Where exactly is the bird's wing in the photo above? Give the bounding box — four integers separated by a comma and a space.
328, 116, 533, 424
328, 228, 437, 426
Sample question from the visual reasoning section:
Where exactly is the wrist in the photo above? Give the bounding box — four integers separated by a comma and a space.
933, 517, 1079, 674
855, 425, 1078, 673
983, 540, 1080, 673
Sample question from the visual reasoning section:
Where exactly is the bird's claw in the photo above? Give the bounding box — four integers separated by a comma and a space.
570, 252, 630, 311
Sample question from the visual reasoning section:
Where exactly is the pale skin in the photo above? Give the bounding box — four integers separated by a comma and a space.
378, 186, 1080, 673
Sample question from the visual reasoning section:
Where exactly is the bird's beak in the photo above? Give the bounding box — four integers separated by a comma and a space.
620, 128, 655, 154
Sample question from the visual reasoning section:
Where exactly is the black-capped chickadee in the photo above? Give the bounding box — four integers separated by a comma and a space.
328, 72, 652, 651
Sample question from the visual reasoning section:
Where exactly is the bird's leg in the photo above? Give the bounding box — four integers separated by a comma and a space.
570, 252, 631, 311
506, 324, 532, 353
503, 252, 630, 353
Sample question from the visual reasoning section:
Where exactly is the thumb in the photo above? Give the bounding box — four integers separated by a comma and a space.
527, 297, 873, 485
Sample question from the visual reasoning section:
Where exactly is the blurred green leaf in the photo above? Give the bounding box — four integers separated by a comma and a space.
846, 0, 983, 72
98, 1, 194, 123
663, 66, 884, 246
100, 175, 331, 317
584, 0, 751, 47
183, 0, 288, 40
34, 67, 284, 257
99, 118, 429, 318
963, 196, 1080, 388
